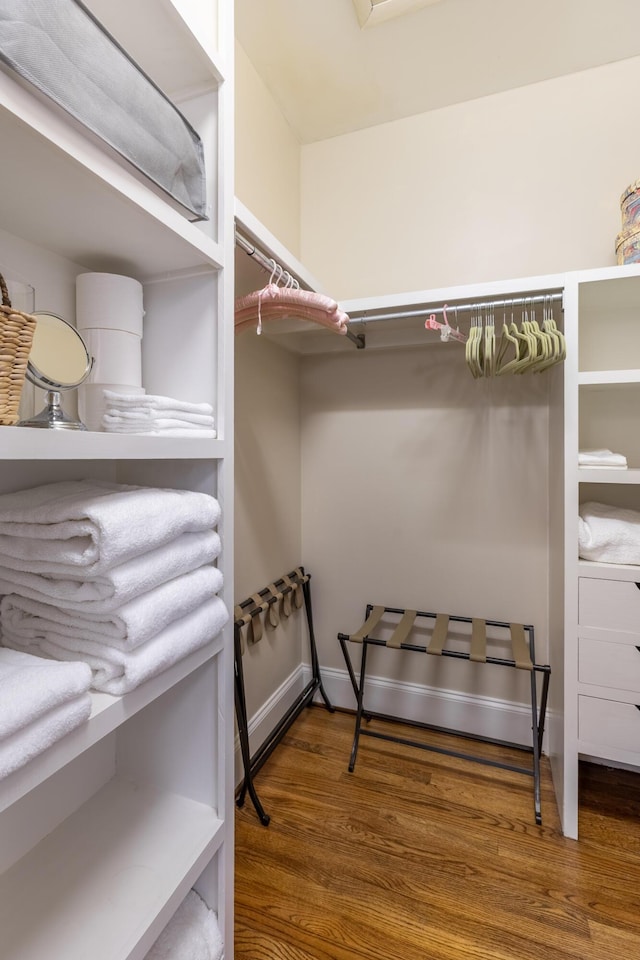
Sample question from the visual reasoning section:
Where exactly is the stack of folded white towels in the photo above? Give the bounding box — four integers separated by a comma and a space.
578, 448, 628, 469
0, 647, 92, 779
102, 390, 216, 438
0, 479, 228, 696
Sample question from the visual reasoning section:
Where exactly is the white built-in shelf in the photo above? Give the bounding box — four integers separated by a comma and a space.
83, 0, 226, 95
0, 776, 224, 960
0, 638, 223, 815
578, 559, 640, 581
579, 370, 640, 386
578, 467, 640, 484
0, 427, 224, 461
0, 74, 223, 279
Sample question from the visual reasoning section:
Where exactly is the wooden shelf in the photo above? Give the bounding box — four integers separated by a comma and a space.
0, 776, 224, 960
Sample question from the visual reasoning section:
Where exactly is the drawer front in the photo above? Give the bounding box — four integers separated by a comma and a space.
579, 638, 640, 693
579, 695, 640, 755
579, 577, 640, 635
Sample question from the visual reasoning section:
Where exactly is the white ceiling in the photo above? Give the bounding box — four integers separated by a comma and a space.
235, 0, 640, 143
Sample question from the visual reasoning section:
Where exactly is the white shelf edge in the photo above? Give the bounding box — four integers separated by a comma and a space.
234, 198, 326, 294
0, 427, 226, 461
341, 270, 567, 316
578, 369, 640, 385
577, 737, 640, 769
0, 776, 224, 960
578, 559, 640, 580
578, 467, 640, 484
0, 637, 223, 815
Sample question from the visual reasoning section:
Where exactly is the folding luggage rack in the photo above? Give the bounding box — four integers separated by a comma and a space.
338, 604, 551, 824
234, 567, 333, 825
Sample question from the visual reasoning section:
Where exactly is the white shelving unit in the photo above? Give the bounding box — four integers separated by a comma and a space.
558, 264, 640, 840
0, 2, 234, 958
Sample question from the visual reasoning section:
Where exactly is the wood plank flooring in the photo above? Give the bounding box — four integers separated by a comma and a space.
235, 707, 640, 960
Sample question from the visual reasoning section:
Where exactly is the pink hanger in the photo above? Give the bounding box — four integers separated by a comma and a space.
424, 303, 467, 343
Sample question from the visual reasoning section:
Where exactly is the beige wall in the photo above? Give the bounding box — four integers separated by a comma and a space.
235, 43, 305, 717
235, 41, 301, 257
234, 332, 303, 715
301, 346, 554, 707
300, 56, 640, 300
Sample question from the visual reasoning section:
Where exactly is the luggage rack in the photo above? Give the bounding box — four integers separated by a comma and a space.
234, 567, 334, 825
338, 604, 551, 824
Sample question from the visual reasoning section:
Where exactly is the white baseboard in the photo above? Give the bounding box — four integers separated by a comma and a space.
308, 663, 544, 748
236, 661, 549, 785
234, 664, 308, 785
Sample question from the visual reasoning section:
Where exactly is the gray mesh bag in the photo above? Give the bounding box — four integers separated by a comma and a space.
0, 0, 207, 220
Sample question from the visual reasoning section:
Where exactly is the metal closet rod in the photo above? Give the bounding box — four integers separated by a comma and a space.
349, 291, 565, 326
235, 228, 301, 288
234, 227, 365, 349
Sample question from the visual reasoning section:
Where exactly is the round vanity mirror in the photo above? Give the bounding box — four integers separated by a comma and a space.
19, 312, 94, 430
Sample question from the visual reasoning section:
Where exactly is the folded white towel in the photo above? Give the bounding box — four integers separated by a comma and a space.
578, 448, 628, 467
103, 390, 214, 417
2, 596, 229, 695
579, 501, 640, 564
1, 565, 223, 652
103, 410, 215, 427
145, 889, 223, 960
102, 419, 217, 438
0, 694, 92, 780
0, 530, 221, 614
0, 647, 92, 740
0, 480, 220, 576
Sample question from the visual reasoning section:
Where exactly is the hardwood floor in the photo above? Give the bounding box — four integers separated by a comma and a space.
235, 707, 640, 960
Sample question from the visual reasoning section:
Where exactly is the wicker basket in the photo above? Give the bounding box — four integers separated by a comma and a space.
0, 273, 37, 425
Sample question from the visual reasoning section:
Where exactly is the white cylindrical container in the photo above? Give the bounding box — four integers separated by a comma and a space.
76, 272, 144, 336
82, 328, 142, 385
76, 273, 144, 430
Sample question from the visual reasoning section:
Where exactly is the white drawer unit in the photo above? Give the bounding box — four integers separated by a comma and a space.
578, 694, 640, 759
578, 576, 640, 637
579, 637, 640, 693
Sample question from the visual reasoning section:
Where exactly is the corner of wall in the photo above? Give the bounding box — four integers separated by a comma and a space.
234, 40, 302, 257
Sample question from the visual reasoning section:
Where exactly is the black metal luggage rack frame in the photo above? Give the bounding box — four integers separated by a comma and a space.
338, 604, 551, 825
234, 567, 334, 825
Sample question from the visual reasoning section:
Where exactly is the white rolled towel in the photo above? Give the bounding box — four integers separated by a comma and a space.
145, 890, 223, 960
0, 530, 220, 614
579, 501, 640, 564
0, 480, 220, 576
2, 596, 229, 695
0, 694, 92, 780
0, 647, 92, 739
1, 564, 223, 652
